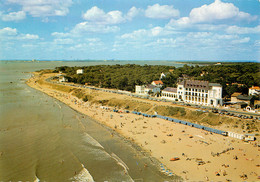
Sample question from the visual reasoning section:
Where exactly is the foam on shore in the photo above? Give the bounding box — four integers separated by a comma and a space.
70, 164, 94, 182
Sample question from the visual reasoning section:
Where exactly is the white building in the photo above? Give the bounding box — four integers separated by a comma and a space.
161, 87, 178, 101
76, 69, 84, 74
208, 83, 223, 106
162, 79, 223, 107
151, 80, 164, 88
249, 86, 260, 96
135, 85, 146, 95
145, 84, 161, 95
59, 76, 68, 82
135, 84, 161, 95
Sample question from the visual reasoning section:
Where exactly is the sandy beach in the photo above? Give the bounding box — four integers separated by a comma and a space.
27, 72, 259, 181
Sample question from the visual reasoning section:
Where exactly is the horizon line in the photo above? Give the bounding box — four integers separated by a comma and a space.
0, 59, 258, 63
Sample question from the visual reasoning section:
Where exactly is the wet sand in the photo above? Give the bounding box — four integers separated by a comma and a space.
27, 72, 260, 181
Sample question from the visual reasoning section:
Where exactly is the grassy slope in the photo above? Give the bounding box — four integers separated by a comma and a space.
39, 72, 259, 133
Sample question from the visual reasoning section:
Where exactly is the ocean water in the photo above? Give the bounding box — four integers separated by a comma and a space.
0, 61, 181, 181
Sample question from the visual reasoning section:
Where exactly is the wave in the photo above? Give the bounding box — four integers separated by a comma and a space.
111, 153, 129, 174
34, 177, 40, 182
83, 133, 105, 150
70, 164, 94, 182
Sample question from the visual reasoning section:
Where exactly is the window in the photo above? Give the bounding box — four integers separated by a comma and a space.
179, 87, 182, 90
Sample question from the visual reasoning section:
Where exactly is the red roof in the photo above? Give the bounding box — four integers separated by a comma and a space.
249, 86, 260, 90
152, 80, 163, 85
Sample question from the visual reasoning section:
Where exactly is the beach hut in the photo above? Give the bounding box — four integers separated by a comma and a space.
193, 124, 204, 129
180, 120, 185, 125
176, 119, 182, 123
186, 122, 193, 126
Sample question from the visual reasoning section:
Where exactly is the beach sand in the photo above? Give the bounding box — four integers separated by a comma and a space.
27, 72, 259, 181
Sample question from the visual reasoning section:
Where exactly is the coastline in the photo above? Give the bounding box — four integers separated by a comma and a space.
26, 72, 259, 181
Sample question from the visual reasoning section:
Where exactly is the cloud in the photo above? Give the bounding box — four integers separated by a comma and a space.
51, 32, 70, 38
226, 25, 260, 34
121, 26, 172, 40
68, 40, 105, 52
54, 38, 73, 44
0, 11, 26, 21
82, 6, 139, 24
0, 27, 17, 35
6, 0, 73, 17
231, 37, 250, 44
0, 27, 39, 40
166, 0, 257, 32
189, 0, 256, 23
71, 21, 120, 34
52, 21, 120, 38
19, 34, 39, 40
145, 4, 180, 19
121, 29, 147, 39
126, 6, 140, 20
82, 6, 124, 24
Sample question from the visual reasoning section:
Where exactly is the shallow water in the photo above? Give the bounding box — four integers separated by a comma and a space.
0, 61, 180, 181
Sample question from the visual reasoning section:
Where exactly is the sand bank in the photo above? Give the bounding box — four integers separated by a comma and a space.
27, 72, 259, 181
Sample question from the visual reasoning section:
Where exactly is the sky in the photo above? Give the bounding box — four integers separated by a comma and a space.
0, 0, 259, 61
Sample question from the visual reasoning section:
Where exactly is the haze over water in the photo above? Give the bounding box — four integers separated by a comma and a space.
0, 61, 183, 181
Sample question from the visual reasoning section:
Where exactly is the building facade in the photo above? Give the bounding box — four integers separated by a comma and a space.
135, 85, 146, 95
135, 80, 162, 95
249, 86, 260, 96
76, 69, 84, 74
59, 76, 68, 82
162, 80, 223, 107
151, 80, 163, 87
145, 85, 161, 94
161, 87, 178, 101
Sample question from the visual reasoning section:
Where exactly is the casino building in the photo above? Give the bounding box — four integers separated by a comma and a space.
161, 79, 223, 107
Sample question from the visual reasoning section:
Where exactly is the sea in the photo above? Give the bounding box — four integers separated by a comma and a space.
0, 60, 184, 182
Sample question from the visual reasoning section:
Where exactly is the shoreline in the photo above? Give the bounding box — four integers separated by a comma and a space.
25, 73, 177, 180
26, 72, 259, 181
